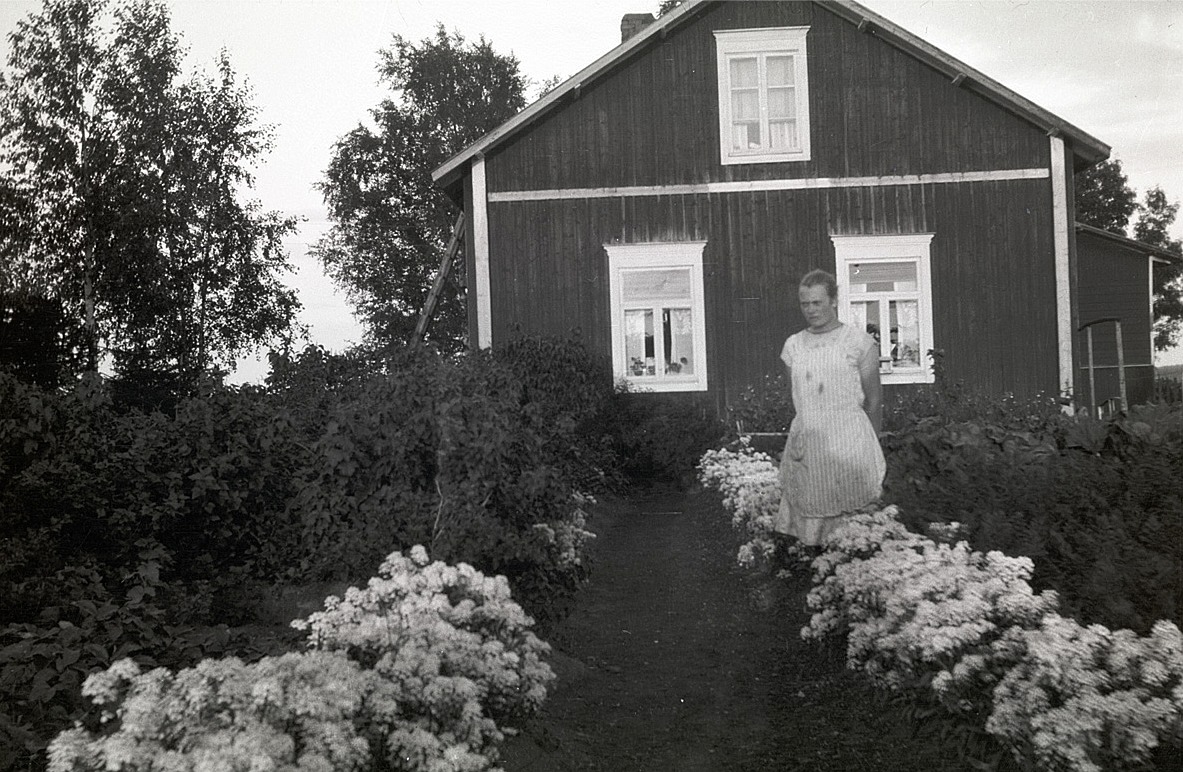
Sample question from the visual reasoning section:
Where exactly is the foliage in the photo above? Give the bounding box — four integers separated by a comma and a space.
1, 553, 229, 772
313, 26, 526, 350
0, 0, 300, 385
0, 290, 84, 389
1075, 158, 1138, 236
47, 547, 554, 772
604, 389, 725, 486
801, 508, 1183, 772
0, 371, 309, 618
287, 346, 595, 622
881, 399, 1183, 634
1133, 186, 1183, 351
495, 334, 622, 492
656, 0, 684, 17
726, 371, 795, 434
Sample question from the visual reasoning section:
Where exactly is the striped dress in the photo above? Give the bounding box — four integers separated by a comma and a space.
775, 323, 886, 545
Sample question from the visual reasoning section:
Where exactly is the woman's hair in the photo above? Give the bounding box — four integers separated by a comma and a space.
800, 269, 838, 300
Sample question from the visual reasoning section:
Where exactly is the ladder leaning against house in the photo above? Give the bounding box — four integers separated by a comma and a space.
410, 211, 466, 347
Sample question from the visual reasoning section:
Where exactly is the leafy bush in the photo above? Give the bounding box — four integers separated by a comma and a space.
496, 335, 622, 492
604, 389, 724, 486
881, 402, 1183, 633
726, 371, 795, 434
1, 551, 229, 771
48, 547, 554, 772
287, 345, 595, 622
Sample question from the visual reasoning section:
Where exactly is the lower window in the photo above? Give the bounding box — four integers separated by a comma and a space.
607, 242, 709, 392
833, 234, 935, 385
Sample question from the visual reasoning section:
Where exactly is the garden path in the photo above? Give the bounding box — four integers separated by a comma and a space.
501, 486, 960, 772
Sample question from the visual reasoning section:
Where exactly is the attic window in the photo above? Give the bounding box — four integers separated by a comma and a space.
714, 27, 811, 165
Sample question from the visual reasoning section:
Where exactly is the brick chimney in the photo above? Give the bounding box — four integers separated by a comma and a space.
621, 13, 656, 43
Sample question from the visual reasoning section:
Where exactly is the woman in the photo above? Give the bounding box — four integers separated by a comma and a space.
776, 269, 886, 546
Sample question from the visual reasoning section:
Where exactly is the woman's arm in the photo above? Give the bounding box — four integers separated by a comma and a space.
858, 341, 882, 434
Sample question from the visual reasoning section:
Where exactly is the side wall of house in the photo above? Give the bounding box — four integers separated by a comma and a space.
479, 0, 1062, 408
1075, 233, 1154, 408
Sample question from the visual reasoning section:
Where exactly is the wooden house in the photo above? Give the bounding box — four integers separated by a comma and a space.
432, 0, 1175, 413
1075, 223, 1179, 409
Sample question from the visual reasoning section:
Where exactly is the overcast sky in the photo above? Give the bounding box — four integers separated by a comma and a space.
2, 0, 1181, 377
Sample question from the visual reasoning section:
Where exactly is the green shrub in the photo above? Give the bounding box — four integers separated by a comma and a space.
604, 388, 725, 486
882, 398, 1183, 634
726, 371, 795, 434
496, 334, 623, 492
287, 346, 594, 622
0, 549, 230, 772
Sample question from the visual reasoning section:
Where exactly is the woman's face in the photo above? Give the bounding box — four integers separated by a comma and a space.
798, 283, 838, 330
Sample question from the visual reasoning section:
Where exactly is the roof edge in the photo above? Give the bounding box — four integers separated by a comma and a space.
1076, 221, 1182, 263
433, 0, 1113, 187
821, 0, 1110, 166
431, 0, 711, 187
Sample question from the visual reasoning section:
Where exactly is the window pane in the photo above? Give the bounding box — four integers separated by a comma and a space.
730, 57, 758, 87
768, 120, 797, 149
766, 55, 795, 86
767, 87, 795, 119
731, 89, 759, 121
890, 300, 921, 368
849, 261, 918, 293
622, 268, 691, 302
624, 309, 655, 376
664, 307, 695, 375
852, 300, 883, 358
732, 121, 761, 151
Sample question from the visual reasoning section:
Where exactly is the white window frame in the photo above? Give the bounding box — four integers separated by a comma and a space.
714, 26, 811, 165
606, 242, 709, 393
833, 234, 936, 385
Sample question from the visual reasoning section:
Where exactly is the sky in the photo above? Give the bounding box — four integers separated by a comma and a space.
2, 0, 1182, 378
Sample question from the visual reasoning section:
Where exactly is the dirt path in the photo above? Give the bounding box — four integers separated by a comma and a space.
502, 486, 960, 771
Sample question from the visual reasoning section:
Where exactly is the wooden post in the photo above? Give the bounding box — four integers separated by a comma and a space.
411, 211, 466, 347
1115, 319, 1127, 411
1086, 325, 1096, 417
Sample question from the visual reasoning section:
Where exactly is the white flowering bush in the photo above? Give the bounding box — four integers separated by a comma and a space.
802, 506, 1183, 771
47, 546, 554, 772
532, 492, 596, 570
294, 545, 554, 764
697, 440, 781, 569
803, 508, 1059, 717
987, 616, 1183, 772
49, 652, 381, 772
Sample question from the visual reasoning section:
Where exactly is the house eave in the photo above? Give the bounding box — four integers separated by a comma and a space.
1076, 221, 1182, 264
432, 0, 1113, 186
820, 0, 1111, 168
431, 0, 711, 187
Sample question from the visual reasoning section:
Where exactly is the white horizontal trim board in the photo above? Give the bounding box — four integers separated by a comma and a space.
487, 168, 1050, 203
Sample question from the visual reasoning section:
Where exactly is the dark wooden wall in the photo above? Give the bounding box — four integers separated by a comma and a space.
487, 1, 1049, 191
487, 178, 1058, 409
480, 0, 1064, 409
1075, 232, 1153, 408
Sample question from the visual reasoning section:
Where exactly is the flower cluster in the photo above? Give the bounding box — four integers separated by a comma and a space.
49, 652, 378, 772
294, 545, 554, 756
802, 508, 1183, 771
697, 441, 781, 569
533, 492, 596, 569
987, 616, 1183, 772
803, 508, 1058, 712
48, 547, 554, 772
